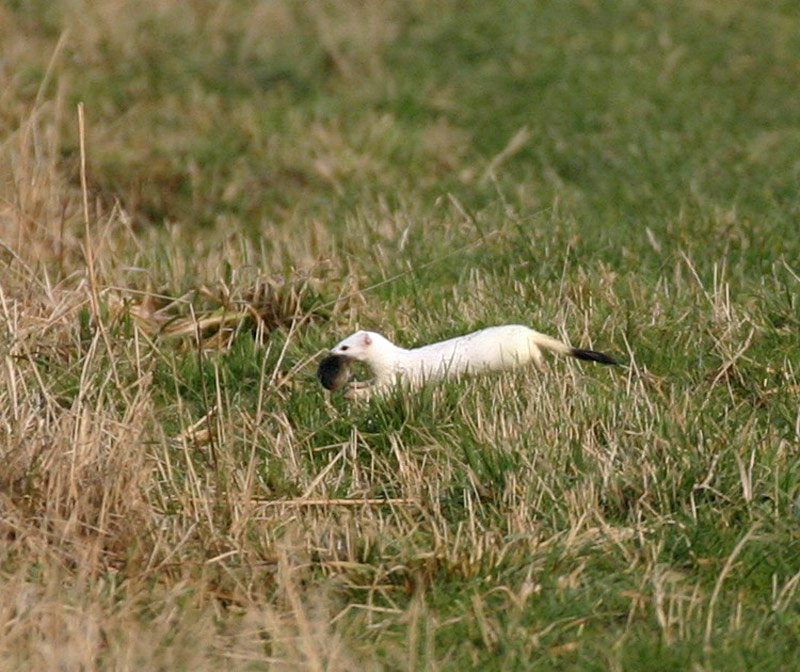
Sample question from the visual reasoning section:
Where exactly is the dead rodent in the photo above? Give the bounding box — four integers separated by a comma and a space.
316, 354, 352, 391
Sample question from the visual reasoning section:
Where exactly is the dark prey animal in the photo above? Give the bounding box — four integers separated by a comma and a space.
316, 354, 352, 392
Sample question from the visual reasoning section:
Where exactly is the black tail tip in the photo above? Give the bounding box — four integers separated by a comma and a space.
570, 348, 619, 366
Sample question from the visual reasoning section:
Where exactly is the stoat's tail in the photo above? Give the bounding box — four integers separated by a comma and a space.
531, 331, 619, 366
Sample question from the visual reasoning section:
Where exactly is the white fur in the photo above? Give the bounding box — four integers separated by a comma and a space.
330, 325, 576, 398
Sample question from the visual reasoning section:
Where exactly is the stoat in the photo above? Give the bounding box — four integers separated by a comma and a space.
321, 324, 617, 398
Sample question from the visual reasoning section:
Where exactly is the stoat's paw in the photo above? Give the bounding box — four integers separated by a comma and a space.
344, 383, 373, 401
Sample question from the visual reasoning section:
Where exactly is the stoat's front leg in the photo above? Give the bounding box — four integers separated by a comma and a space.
343, 380, 375, 400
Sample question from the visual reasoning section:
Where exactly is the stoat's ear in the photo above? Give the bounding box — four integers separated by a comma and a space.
363, 333, 372, 346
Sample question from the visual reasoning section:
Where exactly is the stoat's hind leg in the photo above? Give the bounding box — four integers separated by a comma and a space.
529, 343, 545, 371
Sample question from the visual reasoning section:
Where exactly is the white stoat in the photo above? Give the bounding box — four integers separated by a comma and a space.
328, 325, 617, 398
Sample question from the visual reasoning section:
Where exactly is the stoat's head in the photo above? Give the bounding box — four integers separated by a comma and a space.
330, 331, 400, 379
331, 331, 385, 361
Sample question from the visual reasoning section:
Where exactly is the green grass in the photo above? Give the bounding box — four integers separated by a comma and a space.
1, 0, 799, 669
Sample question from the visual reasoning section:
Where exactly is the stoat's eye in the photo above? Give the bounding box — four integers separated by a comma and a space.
340, 345, 349, 351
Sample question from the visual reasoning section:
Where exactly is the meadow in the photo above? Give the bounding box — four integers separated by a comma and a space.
1, 1, 799, 669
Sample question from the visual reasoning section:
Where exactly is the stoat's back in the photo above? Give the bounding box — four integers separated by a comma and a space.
406, 325, 540, 381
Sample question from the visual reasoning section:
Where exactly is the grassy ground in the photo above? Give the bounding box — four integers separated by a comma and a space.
1, 0, 799, 669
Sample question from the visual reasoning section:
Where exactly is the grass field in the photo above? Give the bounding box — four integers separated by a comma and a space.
1, 1, 799, 669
